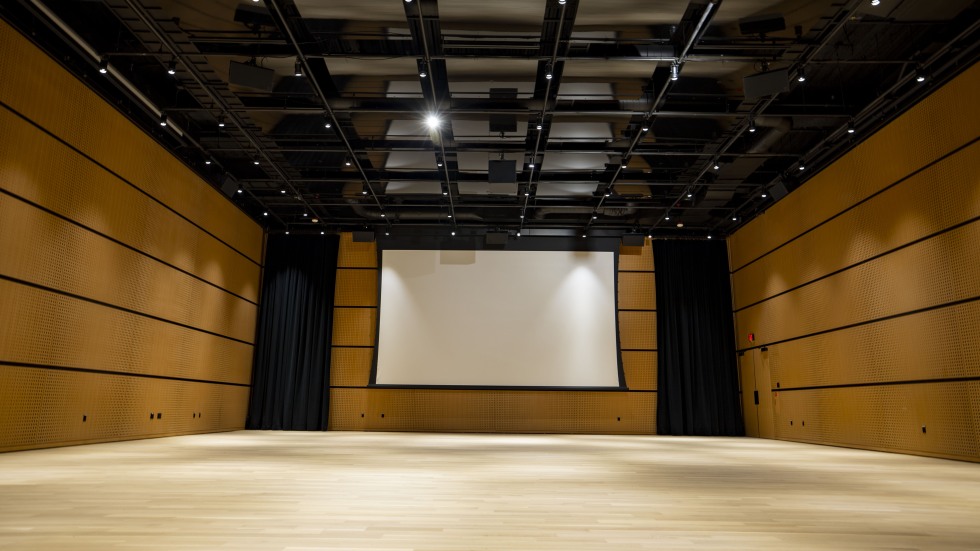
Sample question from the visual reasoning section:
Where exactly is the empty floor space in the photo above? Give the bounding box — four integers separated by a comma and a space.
2, 432, 980, 550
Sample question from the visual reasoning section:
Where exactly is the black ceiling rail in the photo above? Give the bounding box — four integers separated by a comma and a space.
264, 0, 390, 230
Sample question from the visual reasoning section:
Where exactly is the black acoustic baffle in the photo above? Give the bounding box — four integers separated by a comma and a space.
247, 234, 339, 430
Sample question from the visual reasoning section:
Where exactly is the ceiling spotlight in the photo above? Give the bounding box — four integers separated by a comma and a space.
253, 158, 260, 165
418, 60, 428, 78
748, 119, 756, 133
324, 119, 332, 129
665, 214, 671, 221
847, 121, 856, 134
621, 161, 628, 169
311, 218, 319, 223
536, 123, 543, 130
520, 214, 524, 219
159, 113, 168, 127
676, 222, 684, 228
528, 162, 535, 168
425, 114, 442, 129
686, 192, 693, 198
545, 63, 553, 80
294, 61, 304, 77
604, 192, 611, 197
280, 188, 286, 194
707, 235, 713, 239
798, 161, 806, 171
731, 216, 738, 221
236, 185, 243, 194
451, 231, 456, 236
670, 62, 679, 81
558, 0, 566, 4
385, 231, 390, 236
217, 115, 226, 128
641, 124, 650, 132
447, 214, 452, 218
797, 68, 806, 82
344, 157, 352, 167
320, 231, 325, 235
98, 57, 109, 74
437, 160, 444, 167
285, 231, 290, 235
167, 58, 177, 75
380, 213, 386, 218
443, 191, 448, 196
516, 231, 521, 237
362, 190, 368, 195
916, 68, 927, 83
205, 159, 212, 165
592, 215, 597, 220
303, 212, 308, 217
582, 233, 587, 238
761, 192, 768, 198
871, 0, 880, 5
524, 191, 530, 196
713, 162, 721, 170
262, 211, 268, 216
405, 0, 412, 3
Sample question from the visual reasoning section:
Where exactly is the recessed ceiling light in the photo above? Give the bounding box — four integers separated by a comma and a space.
262, 211, 268, 216
642, 125, 650, 132
311, 218, 318, 223
665, 215, 671, 221
280, 189, 286, 194
451, 231, 456, 236
380, 213, 386, 218
320, 231, 325, 235
707, 235, 713, 239
205, 159, 212, 165
761, 193, 768, 198
536, 123, 543, 130
676, 222, 684, 228
253, 158, 260, 165
516, 231, 521, 237
303, 212, 308, 217
871, 0, 880, 5
529, 163, 535, 168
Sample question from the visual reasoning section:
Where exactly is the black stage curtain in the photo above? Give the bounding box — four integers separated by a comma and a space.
247, 234, 339, 430
653, 240, 744, 436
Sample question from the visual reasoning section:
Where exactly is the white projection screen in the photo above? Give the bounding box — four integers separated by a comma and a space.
375, 249, 621, 387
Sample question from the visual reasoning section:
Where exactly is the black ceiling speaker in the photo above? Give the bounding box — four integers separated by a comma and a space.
219, 174, 239, 198
488, 159, 517, 183
485, 231, 509, 245
352, 231, 376, 242
770, 180, 789, 200
229, 61, 275, 91
738, 13, 786, 36
743, 68, 789, 99
489, 88, 518, 133
621, 234, 646, 247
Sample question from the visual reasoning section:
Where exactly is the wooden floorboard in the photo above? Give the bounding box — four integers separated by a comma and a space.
1, 431, 979, 550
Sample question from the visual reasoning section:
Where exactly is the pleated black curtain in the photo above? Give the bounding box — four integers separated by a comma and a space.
247, 234, 339, 430
653, 240, 744, 436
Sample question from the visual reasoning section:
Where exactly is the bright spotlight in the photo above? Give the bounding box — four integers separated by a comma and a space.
425, 114, 442, 129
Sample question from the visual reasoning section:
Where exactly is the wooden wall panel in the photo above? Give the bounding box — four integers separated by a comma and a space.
618, 240, 654, 272
622, 351, 657, 391
618, 271, 656, 311
772, 382, 980, 462
0, 109, 260, 302
618, 311, 657, 351
0, 364, 250, 453
334, 269, 378, 307
733, 141, 980, 309
337, 233, 378, 268
0, 196, 256, 342
0, 280, 253, 385
730, 62, 980, 462
0, 21, 262, 262
729, 62, 980, 270
332, 308, 378, 347
328, 388, 655, 434
329, 347, 373, 388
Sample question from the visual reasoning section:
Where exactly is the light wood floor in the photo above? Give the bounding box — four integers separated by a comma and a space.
1, 432, 980, 550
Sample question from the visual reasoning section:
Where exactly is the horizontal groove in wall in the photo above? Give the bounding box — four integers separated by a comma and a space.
331, 345, 377, 349
0, 363, 250, 453
618, 309, 656, 312
774, 376, 980, 393
0, 275, 254, 346
0, 102, 261, 268
617, 269, 655, 274
771, 381, 980, 462
729, 63, 980, 270
333, 305, 378, 309
0, 278, 253, 385
735, 220, 980, 346
621, 348, 658, 352
1, 190, 257, 305
0, 198, 257, 342
733, 141, 980, 310
763, 298, 980, 389
336, 266, 379, 271
0, 362, 250, 388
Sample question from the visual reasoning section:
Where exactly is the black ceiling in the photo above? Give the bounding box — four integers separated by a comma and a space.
5, 0, 979, 239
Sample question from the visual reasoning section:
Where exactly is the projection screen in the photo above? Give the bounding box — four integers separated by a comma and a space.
375, 249, 620, 387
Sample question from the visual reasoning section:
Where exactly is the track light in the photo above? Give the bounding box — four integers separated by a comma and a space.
451, 231, 456, 236
217, 115, 226, 128
262, 211, 268, 216
98, 57, 109, 74
205, 159, 212, 165
871, 0, 880, 5
380, 213, 386, 218
536, 123, 543, 130
311, 218, 319, 223
237, 185, 243, 194
344, 157, 352, 167
516, 231, 521, 237
303, 212, 308, 217
545, 63, 553, 80
558, 0, 566, 4
797, 67, 806, 82
437, 159, 443, 167
798, 160, 806, 171
385, 231, 390, 236
713, 161, 721, 170
418, 60, 428, 78
761, 192, 768, 198
915, 68, 927, 83
528, 162, 535, 168
641, 124, 650, 132
280, 189, 286, 194
670, 62, 679, 81
665, 214, 671, 221
748, 119, 756, 133
324, 116, 332, 129
294, 61, 303, 77
159, 113, 168, 127
847, 121, 856, 134
582, 233, 587, 238
443, 191, 448, 196
707, 235, 713, 239
686, 191, 693, 198
425, 114, 442, 129
167, 58, 177, 75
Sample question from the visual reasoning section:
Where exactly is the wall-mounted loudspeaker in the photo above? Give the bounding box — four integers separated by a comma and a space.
621, 234, 646, 247
353, 231, 376, 243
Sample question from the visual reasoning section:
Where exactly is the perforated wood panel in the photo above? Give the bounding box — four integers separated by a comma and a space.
334, 269, 379, 307
618, 241, 654, 272
0, 280, 253, 385
328, 388, 655, 434
736, 220, 980, 345
0, 110, 260, 302
0, 21, 262, 262
332, 307, 378, 347
773, 382, 980, 462
733, 141, 980, 309
0, 196, 257, 342
618, 311, 656, 350
767, 300, 980, 390
618, 272, 656, 311
0, 364, 250, 453
622, 351, 657, 391
336, 233, 378, 268
730, 62, 980, 270
329, 347, 373, 387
